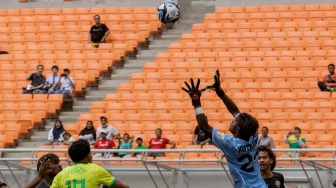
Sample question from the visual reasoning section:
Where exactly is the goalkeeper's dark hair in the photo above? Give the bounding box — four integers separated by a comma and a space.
328, 63, 335, 68
236, 113, 259, 141
37, 153, 60, 171
68, 139, 90, 162
258, 145, 276, 171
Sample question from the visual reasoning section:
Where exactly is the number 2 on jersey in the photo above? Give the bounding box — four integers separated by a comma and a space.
66, 179, 85, 188
237, 152, 257, 173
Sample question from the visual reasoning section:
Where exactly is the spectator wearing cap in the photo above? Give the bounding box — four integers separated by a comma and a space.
281, 127, 306, 158
132, 136, 146, 157
96, 116, 119, 140
258, 126, 275, 149
92, 130, 116, 157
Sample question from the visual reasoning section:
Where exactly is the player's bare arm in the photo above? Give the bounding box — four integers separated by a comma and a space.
112, 180, 130, 188
211, 70, 240, 117
182, 78, 213, 138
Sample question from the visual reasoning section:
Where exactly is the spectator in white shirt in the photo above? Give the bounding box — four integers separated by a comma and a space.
96, 116, 120, 140
49, 69, 75, 101
40, 65, 60, 94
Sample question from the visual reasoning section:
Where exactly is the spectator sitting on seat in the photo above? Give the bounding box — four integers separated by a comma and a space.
24, 154, 62, 188
89, 15, 110, 43
0, 182, 7, 188
40, 65, 60, 94
281, 127, 306, 158
148, 128, 176, 158
92, 131, 116, 157
258, 126, 275, 149
96, 116, 120, 140
192, 125, 211, 146
258, 145, 285, 188
132, 137, 146, 157
62, 132, 75, 146
24, 64, 46, 94
79, 120, 96, 145
117, 133, 134, 158
44, 120, 65, 146
48, 69, 75, 101
318, 63, 336, 92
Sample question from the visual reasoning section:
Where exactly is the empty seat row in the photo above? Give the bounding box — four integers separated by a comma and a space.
104, 92, 336, 103
205, 12, 336, 23
0, 14, 159, 24
143, 60, 333, 72
0, 52, 117, 62
77, 112, 336, 124
130, 71, 323, 83
191, 21, 336, 33
215, 5, 336, 13
181, 31, 336, 42
87, 101, 336, 114
1, 43, 130, 56
169, 40, 336, 52
0, 7, 157, 16
0, 24, 158, 35
155, 50, 336, 62
0, 33, 147, 45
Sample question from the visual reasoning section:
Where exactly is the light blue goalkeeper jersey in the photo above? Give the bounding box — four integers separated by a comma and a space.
212, 128, 267, 188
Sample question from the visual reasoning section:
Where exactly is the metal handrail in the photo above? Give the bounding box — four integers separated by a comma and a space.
1, 148, 335, 188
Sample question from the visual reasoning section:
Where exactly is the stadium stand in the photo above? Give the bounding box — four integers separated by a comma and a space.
73, 4, 336, 153
1, 1, 336, 187
0, 7, 162, 148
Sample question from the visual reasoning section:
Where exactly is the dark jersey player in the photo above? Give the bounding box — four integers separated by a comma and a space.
182, 70, 266, 188
258, 145, 285, 188
89, 15, 110, 43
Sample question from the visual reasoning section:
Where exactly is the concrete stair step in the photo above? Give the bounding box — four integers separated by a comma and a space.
137, 49, 164, 55
56, 116, 78, 123
60, 111, 83, 117
72, 106, 90, 112
160, 35, 182, 40
80, 95, 105, 101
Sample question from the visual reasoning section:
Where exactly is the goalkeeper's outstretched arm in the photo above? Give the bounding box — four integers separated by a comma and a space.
219, 93, 240, 118
195, 111, 213, 139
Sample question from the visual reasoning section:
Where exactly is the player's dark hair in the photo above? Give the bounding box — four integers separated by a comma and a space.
258, 145, 276, 171
123, 133, 129, 137
236, 113, 259, 141
94, 15, 100, 19
64, 69, 70, 74
51, 65, 59, 70
37, 64, 44, 69
328, 63, 335, 68
262, 126, 268, 131
156, 128, 162, 132
37, 153, 60, 171
294, 126, 301, 134
68, 139, 90, 162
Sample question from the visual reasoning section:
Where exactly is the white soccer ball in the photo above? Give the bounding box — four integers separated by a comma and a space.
157, 1, 181, 25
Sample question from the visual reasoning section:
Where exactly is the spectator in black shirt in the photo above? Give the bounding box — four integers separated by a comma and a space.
89, 15, 110, 43
24, 64, 46, 94
258, 145, 285, 188
192, 125, 211, 146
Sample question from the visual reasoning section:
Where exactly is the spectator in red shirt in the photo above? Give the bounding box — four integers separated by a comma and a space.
92, 131, 115, 157
318, 64, 336, 91
148, 128, 176, 158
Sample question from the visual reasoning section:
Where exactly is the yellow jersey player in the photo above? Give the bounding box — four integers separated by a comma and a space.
51, 139, 129, 188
